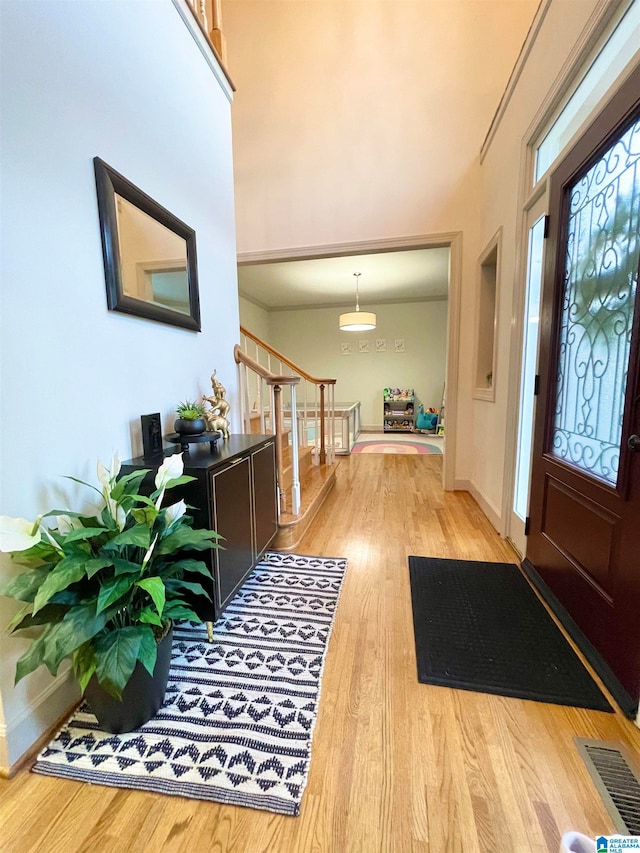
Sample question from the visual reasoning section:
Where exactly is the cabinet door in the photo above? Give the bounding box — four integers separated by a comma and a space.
178, 471, 217, 622
252, 440, 277, 559
211, 456, 254, 609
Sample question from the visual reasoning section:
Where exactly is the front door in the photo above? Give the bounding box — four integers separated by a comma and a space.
526, 65, 640, 703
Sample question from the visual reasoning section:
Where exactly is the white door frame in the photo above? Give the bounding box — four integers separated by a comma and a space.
503, 191, 549, 555
237, 231, 463, 491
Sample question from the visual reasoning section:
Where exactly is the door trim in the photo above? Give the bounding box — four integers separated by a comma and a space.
504, 193, 549, 552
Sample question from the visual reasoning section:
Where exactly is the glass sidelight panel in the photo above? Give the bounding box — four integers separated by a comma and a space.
513, 214, 546, 521
551, 115, 640, 485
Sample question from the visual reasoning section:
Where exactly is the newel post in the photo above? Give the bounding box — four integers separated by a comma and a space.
272, 383, 287, 513
319, 383, 326, 465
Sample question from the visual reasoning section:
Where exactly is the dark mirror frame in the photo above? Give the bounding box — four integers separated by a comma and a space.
94, 157, 201, 331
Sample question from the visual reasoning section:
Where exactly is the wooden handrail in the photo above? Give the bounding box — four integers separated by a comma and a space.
234, 345, 300, 387
235, 343, 301, 512
235, 331, 337, 509
240, 326, 336, 386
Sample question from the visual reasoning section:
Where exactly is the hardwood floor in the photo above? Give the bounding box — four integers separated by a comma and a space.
2, 453, 640, 852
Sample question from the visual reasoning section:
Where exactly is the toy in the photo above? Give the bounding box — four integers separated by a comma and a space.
383, 387, 415, 401
416, 405, 439, 431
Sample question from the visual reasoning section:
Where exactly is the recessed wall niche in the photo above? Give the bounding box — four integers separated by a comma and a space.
473, 228, 501, 401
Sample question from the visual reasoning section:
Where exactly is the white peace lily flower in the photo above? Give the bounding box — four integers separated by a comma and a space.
57, 515, 72, 535
97, 454, 125, 528
109, 452, 121, 485
104, 493, 122, 529
41, 525, 64, 554
96, 459, 110, 488
56, 515, 82, 534
164, 499, 187, 526
142, 533, 159, 569
154, 454, 184, 491
97, 452, 121, 488
116, 504, 127, 532
0, 516, 41, 553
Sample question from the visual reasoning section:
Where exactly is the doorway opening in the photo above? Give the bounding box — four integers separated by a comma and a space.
236, 233, 462, 490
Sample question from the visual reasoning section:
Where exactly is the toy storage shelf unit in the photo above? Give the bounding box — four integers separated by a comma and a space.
383, 388, 420, 433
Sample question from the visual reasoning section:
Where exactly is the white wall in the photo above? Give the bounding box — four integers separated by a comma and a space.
0, 0, 239, 770
239, 295, 271, 341
222, 0, 539, 485
269, 301, 448, 427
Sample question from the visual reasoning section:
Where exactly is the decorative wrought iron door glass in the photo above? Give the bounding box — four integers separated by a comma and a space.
551, 116, 640, 485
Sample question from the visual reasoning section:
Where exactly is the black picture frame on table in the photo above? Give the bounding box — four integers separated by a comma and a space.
141, 413, 164, 460
94, 157, 201, 332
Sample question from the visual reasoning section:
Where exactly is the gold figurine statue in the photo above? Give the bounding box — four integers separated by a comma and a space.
202, 370, 230, 439
205, 413, 229, 440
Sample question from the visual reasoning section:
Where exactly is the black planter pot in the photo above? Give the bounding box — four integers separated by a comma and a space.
174, 417, 206, 436
84, 625, 174, 734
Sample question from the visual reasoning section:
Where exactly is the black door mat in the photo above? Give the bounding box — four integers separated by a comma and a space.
408, 557, 612, 711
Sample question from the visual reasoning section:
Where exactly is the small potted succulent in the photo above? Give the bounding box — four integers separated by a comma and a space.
0, 453, 220, 733
174, 400, 206, 436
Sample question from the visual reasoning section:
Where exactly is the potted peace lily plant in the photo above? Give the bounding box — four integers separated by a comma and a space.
0, 453, 219, 733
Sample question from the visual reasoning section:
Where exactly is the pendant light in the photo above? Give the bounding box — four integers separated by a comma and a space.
339, 272, 377, 331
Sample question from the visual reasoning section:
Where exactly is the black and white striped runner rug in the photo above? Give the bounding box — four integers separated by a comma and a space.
33, 552, 347, 816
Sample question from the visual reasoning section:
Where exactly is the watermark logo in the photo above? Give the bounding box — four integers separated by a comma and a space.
595, 837, 640, 852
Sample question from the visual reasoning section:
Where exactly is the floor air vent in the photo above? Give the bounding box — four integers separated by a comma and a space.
575, 738, 640, 835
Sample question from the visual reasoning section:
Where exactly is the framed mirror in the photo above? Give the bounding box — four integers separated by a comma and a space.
94, 157, 201, 331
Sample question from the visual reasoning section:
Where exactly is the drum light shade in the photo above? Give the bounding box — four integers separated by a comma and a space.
339, 272, 376, 331
339, 311, 377, 331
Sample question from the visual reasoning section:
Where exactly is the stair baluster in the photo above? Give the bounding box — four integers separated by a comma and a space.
234, 330, 337, 545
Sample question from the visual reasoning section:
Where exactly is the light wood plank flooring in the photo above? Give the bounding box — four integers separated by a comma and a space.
2, 453, 640, 852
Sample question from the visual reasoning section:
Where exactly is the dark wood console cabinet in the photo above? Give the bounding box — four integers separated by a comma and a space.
121, 434, 278, 621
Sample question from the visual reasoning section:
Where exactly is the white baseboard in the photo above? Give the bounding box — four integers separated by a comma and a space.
454, 478, 471, 490
0, 725, 7, 772
0, 671, 79, 775
454, 479, 502, 534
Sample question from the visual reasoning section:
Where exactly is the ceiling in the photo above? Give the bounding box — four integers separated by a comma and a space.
237, 247, 450, 311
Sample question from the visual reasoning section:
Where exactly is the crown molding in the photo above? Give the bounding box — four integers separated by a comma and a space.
238, 291, 271, 312
256, 294, 449, 313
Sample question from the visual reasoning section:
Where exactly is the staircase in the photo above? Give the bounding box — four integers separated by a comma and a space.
234, 327, 340, 550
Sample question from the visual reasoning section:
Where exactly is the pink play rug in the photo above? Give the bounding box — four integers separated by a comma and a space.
352, 434, 443, 455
